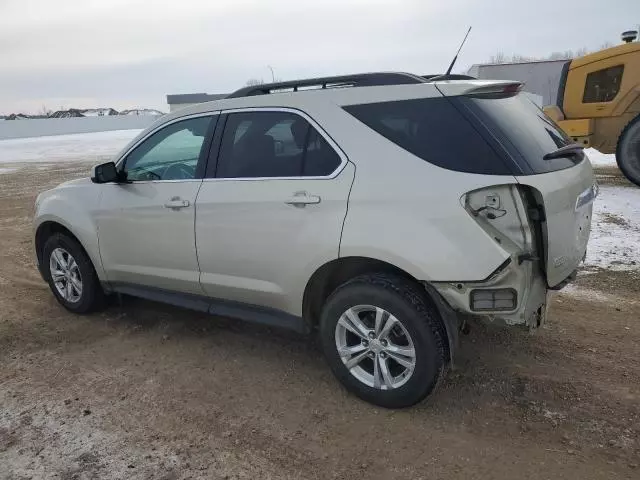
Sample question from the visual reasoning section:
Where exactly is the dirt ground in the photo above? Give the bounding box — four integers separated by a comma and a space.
1, 162, 638, 480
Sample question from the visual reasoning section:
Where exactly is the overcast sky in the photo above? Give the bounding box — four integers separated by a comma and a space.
0, 0, 635, 114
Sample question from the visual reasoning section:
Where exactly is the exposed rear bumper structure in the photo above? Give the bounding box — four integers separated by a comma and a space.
430, 258, 551, 329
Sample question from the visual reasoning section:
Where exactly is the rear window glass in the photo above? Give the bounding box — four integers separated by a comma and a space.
343, 97, 514, 175
458, 94, 581, 174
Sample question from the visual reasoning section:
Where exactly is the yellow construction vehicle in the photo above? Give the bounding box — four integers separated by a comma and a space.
543, 30, 640, 185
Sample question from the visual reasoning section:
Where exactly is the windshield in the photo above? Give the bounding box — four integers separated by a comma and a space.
457, 93, 583, 174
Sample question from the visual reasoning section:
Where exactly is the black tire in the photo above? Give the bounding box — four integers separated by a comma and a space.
616, 114, 640, 187
42, 233, 105, 314
319, 274, 446, 408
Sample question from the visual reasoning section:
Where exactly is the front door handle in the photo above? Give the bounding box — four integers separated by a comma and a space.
164, 197, 191, 209
285, 191, 321, 207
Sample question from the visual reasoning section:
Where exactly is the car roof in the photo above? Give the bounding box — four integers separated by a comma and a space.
118, 74, 521, 164
161, 75, 519, 124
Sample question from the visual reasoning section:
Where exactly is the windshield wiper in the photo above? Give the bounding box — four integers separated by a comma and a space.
543, 144, 584, 160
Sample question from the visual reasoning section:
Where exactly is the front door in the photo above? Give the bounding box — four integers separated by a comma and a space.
195, 109, 354, 315
96, 114, 216, 294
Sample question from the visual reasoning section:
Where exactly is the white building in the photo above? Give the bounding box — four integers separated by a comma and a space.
166, 93, 228, 112
467, 59, 568, 107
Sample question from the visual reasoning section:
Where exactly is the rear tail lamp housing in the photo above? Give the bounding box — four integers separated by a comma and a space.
463, 184, 534, 253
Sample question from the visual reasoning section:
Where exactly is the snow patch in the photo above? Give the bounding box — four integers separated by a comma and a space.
0, 129, 141, 164
0, 167, 18, 175
586, 185, 640, 270
119, 109, 164, 116
586, 149, 616, 167
559, 285, 622, 304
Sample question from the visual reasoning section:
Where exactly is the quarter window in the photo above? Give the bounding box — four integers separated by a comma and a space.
344, 97, 513, 175
583, 65, 624, 103
216, 111, 341, 178
124, 116, 213, 181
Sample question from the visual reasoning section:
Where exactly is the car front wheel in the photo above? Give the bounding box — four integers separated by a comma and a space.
42, 233, 105, 313
320, 274, 447, 408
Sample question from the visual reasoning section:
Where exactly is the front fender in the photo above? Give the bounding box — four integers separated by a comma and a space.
34, 185, 105, 281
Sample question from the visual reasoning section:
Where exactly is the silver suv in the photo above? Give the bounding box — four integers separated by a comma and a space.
34, 73, 596, 407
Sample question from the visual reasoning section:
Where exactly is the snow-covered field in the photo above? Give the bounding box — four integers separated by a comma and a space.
586, 185, 640, 270
586, 149, 617, 167
0, 133, 637, 271
0, 129, 141, 164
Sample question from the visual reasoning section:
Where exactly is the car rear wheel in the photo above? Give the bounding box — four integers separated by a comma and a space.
616, 115, 640, 187
43, 233, 105, 313
320, 274, 446, 408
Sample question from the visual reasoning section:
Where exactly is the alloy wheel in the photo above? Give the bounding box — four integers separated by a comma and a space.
334, 305, 416, 390
49, 247, 83, 303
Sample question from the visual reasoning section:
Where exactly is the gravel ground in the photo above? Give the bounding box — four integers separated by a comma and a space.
0, 162, 638, 480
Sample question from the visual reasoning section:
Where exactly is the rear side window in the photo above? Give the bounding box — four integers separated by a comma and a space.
458, 94, 580, 174
583, 65, 624, 103
343, 97, 513, 175
216, 111, 341, 178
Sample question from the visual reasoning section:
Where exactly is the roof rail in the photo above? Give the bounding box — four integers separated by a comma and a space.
227, 72, 426, 98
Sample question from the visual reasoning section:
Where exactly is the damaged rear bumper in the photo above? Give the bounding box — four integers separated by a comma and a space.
430, 257, 553, 329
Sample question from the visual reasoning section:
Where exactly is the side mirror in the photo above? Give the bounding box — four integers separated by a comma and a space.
91, 162, 119, 183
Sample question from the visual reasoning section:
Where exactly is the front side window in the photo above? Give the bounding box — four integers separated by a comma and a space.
583, 65, 624, 103
216, 111, 341, 178
124, 116, 213, 181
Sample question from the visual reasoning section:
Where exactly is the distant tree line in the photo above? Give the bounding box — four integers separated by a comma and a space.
245, 76, 283, 87
489, 42, 614, 64
2, 107, 164, 120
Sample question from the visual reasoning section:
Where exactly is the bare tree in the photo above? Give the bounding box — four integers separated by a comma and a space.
246, 78, 264, 86
38, 104, 52, 117
486, 46, 599, 65
511, 54, 535, 63
547, 50, 574, 60
490, 51, 507, 64
574, 47, 588, 57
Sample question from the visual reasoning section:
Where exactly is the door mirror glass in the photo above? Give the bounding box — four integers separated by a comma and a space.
91, 162, 119, 183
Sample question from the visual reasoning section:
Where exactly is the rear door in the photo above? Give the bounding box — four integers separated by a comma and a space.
195, 108, 354, 315
456, 92, 595, 286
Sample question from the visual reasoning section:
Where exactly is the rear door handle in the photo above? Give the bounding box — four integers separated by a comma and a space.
164, 197, 191, 209
285, 192, 321, 207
